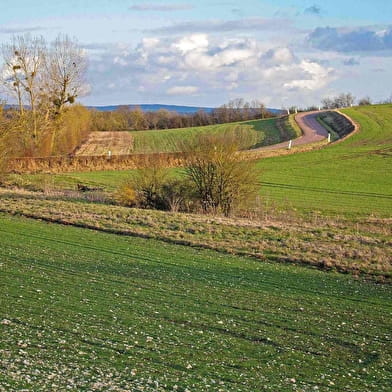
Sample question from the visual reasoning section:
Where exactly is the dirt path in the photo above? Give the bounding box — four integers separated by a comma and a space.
257, 111, 329, 151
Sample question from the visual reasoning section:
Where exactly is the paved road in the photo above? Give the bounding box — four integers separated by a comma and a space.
258, 111, 329, 151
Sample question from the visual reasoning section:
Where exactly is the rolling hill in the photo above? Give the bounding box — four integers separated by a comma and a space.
257, 104, 392, 217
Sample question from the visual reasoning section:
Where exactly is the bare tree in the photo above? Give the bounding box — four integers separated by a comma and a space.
44, 35, 87, 115
1, 48, 24, 114
322, 93, 356, 109
1, 34, 45, 137
0, 34, 89, 157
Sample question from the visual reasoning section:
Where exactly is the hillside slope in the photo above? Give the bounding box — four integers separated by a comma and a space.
257, 104, 392, 217
76, 118, 284, 155
1, 214, 391, 391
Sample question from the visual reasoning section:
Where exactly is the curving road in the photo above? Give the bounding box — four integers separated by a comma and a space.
257, 110, 330, 151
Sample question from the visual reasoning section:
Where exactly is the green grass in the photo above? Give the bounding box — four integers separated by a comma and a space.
1, 213, 391, 391
256, 105, 392, 217
129, 118, 281, 153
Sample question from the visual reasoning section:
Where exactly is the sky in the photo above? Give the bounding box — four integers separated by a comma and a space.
1, 0, 392, 108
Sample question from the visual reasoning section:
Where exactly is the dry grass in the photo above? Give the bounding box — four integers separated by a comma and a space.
7, 153, 185, 174
75, 131, 134, 156
7, 139, 329, 174
0, 187, 390, 281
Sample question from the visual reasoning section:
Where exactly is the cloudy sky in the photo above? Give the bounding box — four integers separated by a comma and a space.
1, 0, 391, 108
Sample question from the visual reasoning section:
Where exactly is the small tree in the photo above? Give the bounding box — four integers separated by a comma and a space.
182, 133, 261, 216
358, 96, 372, 106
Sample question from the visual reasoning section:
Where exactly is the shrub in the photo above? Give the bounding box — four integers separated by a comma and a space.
117, 164, 170, 210
161, 178, 197, 212
117, 133, 262, 217
116, 183, 138, 207
182, 133, 261, 217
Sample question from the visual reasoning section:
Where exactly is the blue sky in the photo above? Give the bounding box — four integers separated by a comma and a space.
1, 0, 392, 107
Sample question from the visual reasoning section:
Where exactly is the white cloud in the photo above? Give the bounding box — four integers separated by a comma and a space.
271, 47, 293, 63
86, 34, 335, 106
166, 86, 199, 95
284, 60, 334, 90
141, 37, 160, 49
173, 34, 209, 53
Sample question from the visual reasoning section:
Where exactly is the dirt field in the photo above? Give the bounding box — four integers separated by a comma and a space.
75, 132, 134, 156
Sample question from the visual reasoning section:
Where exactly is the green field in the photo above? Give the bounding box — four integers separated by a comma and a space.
256, 105, 392, 217
129, 118, 282, 153
1, 214, 391, 391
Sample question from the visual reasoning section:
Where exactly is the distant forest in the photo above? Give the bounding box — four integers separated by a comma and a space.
90, 99, 276, 132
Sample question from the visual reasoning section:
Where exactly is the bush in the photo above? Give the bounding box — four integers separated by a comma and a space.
117, 164, 170, 210
116, 182, 138, 207
161, 178, 197, 212
117, 133, 262, 217
182, 133, 261, 217
51, 105, 92, 155
117, 171, 198, 212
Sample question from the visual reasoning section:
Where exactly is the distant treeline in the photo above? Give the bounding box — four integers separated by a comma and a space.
90, 99, 276, 132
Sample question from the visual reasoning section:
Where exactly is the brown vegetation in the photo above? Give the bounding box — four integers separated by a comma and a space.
181, 133, 261, 216
75, 131, 134, 156
0, 105, 91, 158
7, 152, 185, 174
7, 137, 329, 174
0, 188, 390, 281
116, 133, 261, 216
117, 164, 194, 211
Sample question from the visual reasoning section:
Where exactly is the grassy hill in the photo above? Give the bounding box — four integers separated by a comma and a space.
129, 118, 283, 153
1, 213, 391, 391
74, 118, 284, 155
256, 105, 392, 217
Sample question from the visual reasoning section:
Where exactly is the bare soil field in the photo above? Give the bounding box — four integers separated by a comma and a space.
75, 131, 134, 156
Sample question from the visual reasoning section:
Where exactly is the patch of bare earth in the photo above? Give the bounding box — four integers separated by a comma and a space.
75, 132, 134, 156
